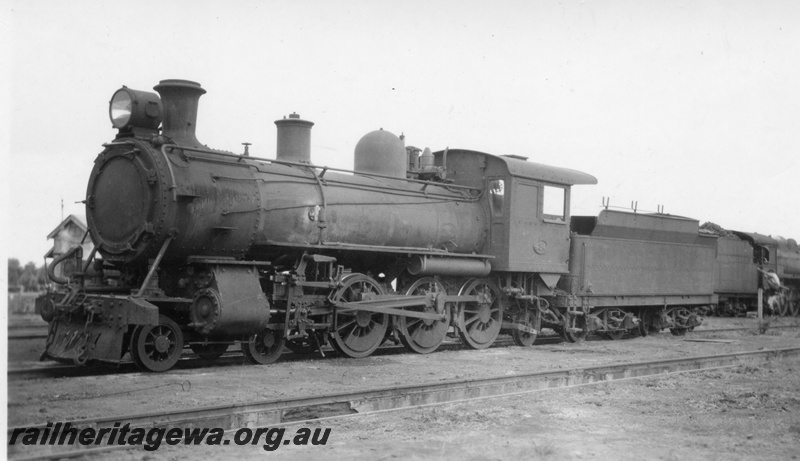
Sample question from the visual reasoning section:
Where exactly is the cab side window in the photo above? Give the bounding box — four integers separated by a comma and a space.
489, 179, 505, 216
754, 245, 770, 264
543, 185, 565, 222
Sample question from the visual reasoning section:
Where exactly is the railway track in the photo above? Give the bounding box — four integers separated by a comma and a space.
6, 317, 799, 342
8, 325, 48, 340
7, 338, 522, 380
8, 346, 800, 460
8, 322, 797, 342
8, 325, 799, 380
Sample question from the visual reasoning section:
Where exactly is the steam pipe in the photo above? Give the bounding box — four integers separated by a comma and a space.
136, 236, 173, 297
47, 246, 82, 285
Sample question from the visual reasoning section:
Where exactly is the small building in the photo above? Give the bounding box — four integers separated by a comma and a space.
45, 215, 94, 280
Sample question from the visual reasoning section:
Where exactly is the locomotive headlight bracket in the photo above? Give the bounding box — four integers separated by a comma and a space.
109, 86, 163, 131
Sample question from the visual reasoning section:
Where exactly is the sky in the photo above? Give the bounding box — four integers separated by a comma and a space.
2, 0, 800, 266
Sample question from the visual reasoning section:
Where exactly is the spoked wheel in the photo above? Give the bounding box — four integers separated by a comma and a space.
396, 277, 451, 354
242, 329, 285, 365
602, 330, 625, 340
130, 315, 184, 372
670, 328, 688, 336
456, 278, 504, 350
638, 310, 652, 337
562, 312, 588, 343
330, 274, 389, 358
789, 288, 800, 317
596, 308, 627, 340
190, 343, 229, 360
666, 306, 693, 334
511, 307, 540, 347
776, 295, 789, 316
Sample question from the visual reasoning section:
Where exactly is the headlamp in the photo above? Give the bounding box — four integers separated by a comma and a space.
109, 86, 162, 130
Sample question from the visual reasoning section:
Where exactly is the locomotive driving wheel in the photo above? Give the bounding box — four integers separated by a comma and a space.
397, 277, 451, 354
130, 315, 184, 372
242, 328, 285, 365
456, 278, 504, 350
330, 274, 389, 358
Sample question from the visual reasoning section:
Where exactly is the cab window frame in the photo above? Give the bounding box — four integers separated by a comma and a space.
488, 178, 506, 216
542, 184, 566, 224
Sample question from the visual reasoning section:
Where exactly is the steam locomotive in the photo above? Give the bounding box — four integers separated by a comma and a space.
39, 79, 800, 372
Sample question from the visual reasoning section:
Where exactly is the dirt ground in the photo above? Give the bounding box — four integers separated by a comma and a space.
120, 354, 800, 461
6, 316, 800, 460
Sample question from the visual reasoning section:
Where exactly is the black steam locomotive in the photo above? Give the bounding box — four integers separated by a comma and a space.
39, 80, 800, 372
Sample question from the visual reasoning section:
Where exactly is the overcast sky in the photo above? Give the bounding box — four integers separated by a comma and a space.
2, 0, 799, 265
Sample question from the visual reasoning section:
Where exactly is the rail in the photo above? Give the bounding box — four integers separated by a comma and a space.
8, 347, 800, 460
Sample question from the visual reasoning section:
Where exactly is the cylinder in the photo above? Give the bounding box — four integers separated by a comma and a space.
407, 256, 492, 277
190, 266, 270, 336
275, 113, 314, 163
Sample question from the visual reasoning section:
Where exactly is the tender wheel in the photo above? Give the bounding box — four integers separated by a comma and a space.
190, 343, 229, 360
330, 274, 389, 358
563, 326, 588, 342
130, 315, 184, 372
666, 306, 694, 331
638, 310, 652, 337
456, 278, 504, 350
562, 313, 588, 343
397, 277, 451, 354
242, 329, 284, 365
603, 330, 625, 340
511, 308, 539, 347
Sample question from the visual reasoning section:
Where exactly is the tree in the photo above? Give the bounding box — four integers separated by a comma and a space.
19, 262, 41, 292
37, 264, 48, 287
8, 258, 22, 288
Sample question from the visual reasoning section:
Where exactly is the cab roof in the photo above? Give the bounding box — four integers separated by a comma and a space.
497, 153, 598, 185
437, 149, 597, 186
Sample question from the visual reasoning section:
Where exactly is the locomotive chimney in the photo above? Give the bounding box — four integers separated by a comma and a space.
275, 113, 314, 163
153, 79, 206, 148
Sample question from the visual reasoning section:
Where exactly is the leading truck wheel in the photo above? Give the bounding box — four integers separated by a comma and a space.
242, 329, 284, 365
330, 274, 389, 358
456, 278, 504, 350
130, 315, 184, 372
